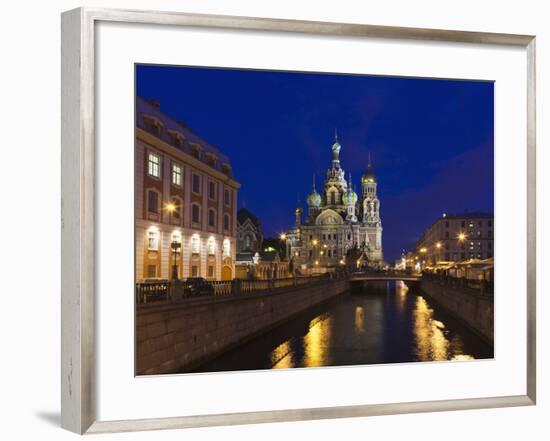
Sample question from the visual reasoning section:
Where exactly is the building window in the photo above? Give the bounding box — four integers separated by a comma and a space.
347, 234, 351, 240
192, 173, 201, 194
147, 230, 159, 250
147, 152, 160, 177
191, 266, 198, 277
207, 237, 216, 255
333, 234, 337, 240
146, 265, 157, 278
208, 209, 216, 228
171, 198, 182, 223
488, 241, 493, 249
488, 220, 493, 227
222, 238, 231, 258
192, 204, 201, 224
445, 253, 450, 261
190, 144, 202, 160
445, 231, 449, 239
445, 221, 449, 228
168, 131, 183, 148
191, 235, 200, 255
223, 214, 230, 231
171, 163, 182, 186
209, 181, 217, 200
224, 189, 231, 206
147, 190, 159, 214
208, 266, 214, 278
488, 230, 493, 238
461, 221, 466, 228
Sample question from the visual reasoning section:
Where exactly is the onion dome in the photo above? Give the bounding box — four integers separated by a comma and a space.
307, 175, 322, 207
307, 189, 322, 207
362, 152, 377, 183
342, 187, 358, 206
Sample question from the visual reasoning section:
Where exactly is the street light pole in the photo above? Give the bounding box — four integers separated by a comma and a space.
165, 201, 179, 280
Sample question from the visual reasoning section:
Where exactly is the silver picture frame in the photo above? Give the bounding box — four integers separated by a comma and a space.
61, 7, 536, 435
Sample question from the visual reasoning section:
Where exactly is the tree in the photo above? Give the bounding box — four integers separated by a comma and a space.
262, 237, 287, 260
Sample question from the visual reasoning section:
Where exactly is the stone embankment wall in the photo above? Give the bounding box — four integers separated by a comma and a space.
136, 279, 349, 375
419, 279, 494, 344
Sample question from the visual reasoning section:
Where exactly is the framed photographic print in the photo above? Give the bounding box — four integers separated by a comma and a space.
61, 7, 536, 435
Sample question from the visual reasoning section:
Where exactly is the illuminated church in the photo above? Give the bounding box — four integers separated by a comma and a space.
285, 133, 384, 271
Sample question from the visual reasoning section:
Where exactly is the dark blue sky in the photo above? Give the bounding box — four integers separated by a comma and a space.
136, 65, 494, 262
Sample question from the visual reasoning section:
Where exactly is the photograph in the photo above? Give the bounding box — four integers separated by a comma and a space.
135, 64, 494, 375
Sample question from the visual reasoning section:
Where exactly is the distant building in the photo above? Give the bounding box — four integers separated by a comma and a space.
235, 208, 289, 279
135, 97, 240, 282
237, 208, 263, 253
286, 133, 384, 273
414, 212, 494, 265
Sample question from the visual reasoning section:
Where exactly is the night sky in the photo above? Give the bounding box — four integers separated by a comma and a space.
136, 65, 494, 262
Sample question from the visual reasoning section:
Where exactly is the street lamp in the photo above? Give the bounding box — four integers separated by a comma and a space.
165, 202, 179, 280
170, 237, 180, 280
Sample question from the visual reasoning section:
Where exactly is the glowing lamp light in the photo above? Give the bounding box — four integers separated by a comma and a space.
314, 260, 319, 265
436, 242, 442, 249
320, 251, 324, 256
312, 239, 318, 246
458, 233, 467, 241
164, 202, 176, 212
280, 233, 287, 240
420, 247, 427, 253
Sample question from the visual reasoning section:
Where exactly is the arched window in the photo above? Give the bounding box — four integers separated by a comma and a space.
207, 237, 216, 255
171, 197, 183, 223
192, 203, 201, 224
223, 213, 230, 231
146, 189, 159, 214
208, 208, 216, 228
191, 234, 200, 255
222, 238, 231, 258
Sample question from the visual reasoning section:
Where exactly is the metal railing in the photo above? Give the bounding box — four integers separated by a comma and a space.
136, 272, 348, 305
136, 281, 171, 304
422, 272, 494, 297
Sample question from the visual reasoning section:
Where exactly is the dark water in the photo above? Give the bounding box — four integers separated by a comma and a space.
196, 281, 493, 372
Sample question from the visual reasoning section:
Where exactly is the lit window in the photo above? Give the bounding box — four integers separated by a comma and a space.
192, 173, 201, 194
207, 237, 216, 255
147, 230, 159, 250
192, 204, 200, 224
191, 235, 200, 254
147, 152, 160, 177
222, 238, 231, 258
172, 164, 182, 186
208, 266, 214, 278
147, 265, 157, 278
191, 266, 198, 277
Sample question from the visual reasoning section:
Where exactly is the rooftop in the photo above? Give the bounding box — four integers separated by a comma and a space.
136, 96, 233, 176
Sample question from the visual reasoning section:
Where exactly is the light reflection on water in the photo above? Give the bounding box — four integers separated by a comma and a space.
196, 281, 493, 373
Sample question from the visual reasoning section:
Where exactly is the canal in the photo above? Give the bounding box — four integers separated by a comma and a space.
195, 281, 493, 373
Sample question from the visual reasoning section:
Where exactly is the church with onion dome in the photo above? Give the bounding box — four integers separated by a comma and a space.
285, 132, 384, 272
